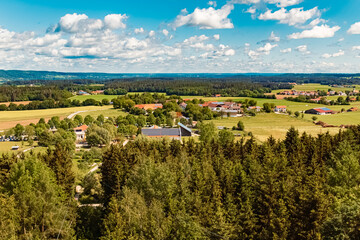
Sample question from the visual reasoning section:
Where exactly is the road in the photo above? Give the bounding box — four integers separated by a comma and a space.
67, 110, 89, 119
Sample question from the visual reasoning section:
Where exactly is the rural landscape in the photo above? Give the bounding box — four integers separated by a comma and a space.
2, 73, 360, 239
2, 0, 360, 239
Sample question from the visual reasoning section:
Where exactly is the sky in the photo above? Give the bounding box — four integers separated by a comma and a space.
0, 0, 360, 73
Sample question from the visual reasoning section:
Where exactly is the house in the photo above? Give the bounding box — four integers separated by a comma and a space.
73, 125, 88, 142
213, 94, 221, 97
78, 90, 89, 95
134, 104, 163, 111
247, 106, 262, 112
305, 107, 334, 115
141, 123, 192, 140
220, 110, 238, 117
348, 107, 358, 112
274, 106, 287, 113
91, 90, 104, 95
179, 102, 187, 111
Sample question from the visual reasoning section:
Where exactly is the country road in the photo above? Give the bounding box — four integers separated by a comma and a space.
67, 111, 89, 119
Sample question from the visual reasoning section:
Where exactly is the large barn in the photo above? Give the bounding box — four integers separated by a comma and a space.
141, 123, 192, 140
305, 107, 334, 115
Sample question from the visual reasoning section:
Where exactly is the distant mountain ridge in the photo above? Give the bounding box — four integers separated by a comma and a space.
0, 69, 359, 82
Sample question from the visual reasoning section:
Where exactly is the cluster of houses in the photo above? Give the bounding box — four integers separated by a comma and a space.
75, 90, 105, 96
278, 88, 359, 98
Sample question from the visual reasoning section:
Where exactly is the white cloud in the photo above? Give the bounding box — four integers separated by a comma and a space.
246, 7, 256, 14
172, 4, 234, 29
295, 45, 310, 54
208, 1, 217, 7
213, 34, 220, 40
280, 48, 292, 53
288, 25, 340, 39
134, 28, 144, 34
258, 7, 320, 27
322, 50, 344, 58
257, 43, 278, 54
104, 14, 127, 29
53, 13, 127, 33
352, 46, 360, 51
348, 22, 360, 34
148, 30, 155, 37
162, 29, 169, 36
265, 0, 303, 8
268, 31, 280, 42
183, 35, 209, 43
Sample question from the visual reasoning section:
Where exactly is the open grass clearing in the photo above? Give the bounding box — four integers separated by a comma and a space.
205, 113, 340, 142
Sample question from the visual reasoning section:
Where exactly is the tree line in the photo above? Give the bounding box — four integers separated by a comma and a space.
2, 124, 360, 238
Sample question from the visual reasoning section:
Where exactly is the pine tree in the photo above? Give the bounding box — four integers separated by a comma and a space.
43, 145, 75, 197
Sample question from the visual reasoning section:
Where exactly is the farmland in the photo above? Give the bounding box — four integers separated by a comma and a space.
2, 83, 360, 140
0, 105, 118, 130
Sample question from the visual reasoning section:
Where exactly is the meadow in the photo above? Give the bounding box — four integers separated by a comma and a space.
205, 113, 340, 142
2, 84, 360, 141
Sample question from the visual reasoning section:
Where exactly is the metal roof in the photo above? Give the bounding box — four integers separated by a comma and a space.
178, 122, 192, 133
141, 128, 180, 137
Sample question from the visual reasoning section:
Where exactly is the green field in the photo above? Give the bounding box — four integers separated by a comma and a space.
206, 113, 340, 142
272, 84, 360, 94
69, 95, 119, 102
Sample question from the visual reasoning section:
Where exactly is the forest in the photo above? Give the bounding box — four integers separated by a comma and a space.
1, 125, 360, 239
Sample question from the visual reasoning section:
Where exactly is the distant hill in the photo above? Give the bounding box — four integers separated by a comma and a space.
1, 69, 360, 83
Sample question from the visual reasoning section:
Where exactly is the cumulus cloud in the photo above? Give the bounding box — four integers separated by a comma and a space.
322, 50, 344, 58
265, 0, 303, 7
172, 4, 234, 29
134, 28, 144, 34
288, 25, 340, 39
247, 43, 278, 59
148, 30, 155, 37
257, 43, 278, 54
280, 48, 292, 53
162, 29, 169, 36
295, 45, 310, 54
348, 22, 360, 34
208, 1, 217, 7
258, 7, 320, 27
213, 34, 220, 40
53, 13, 127, 33
104, 14, 127, 29
268, 31, 280, 42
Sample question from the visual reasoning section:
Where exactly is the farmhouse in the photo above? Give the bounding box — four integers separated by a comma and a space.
305, 107, 334, 115
247, 106, 262, 112
274, 106, 287, 113
348, 107, 358, 112
73, 125, 88, 142
91, 90, 104, 95
134, 104, 163, 111
141, 123, 191, 140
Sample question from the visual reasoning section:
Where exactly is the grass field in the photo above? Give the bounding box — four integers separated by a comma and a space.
69, 95, 119, 102
206, 113, 340, 142
0, 141, 35, 154
271, 84, 360, 94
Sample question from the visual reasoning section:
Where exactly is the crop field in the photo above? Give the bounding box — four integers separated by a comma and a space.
206, 113, 341, 142
0, 105, 116, 130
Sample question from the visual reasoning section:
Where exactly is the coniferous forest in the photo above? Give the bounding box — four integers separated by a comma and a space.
1, 126, 360, 239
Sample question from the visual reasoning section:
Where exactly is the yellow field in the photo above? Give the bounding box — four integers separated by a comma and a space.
0, 106, 116, 130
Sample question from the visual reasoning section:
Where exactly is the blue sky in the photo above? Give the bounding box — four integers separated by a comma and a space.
0, 0, 360, 73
